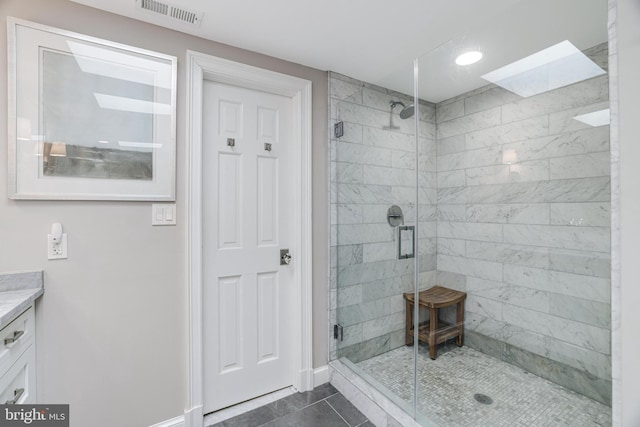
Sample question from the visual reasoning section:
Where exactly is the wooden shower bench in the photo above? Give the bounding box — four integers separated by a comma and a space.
403, 286, 467, 360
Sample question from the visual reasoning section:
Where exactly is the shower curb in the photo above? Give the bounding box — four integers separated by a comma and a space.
329, 359, 436, 427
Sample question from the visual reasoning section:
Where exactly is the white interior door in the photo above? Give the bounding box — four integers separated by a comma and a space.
202, 81, 295, 413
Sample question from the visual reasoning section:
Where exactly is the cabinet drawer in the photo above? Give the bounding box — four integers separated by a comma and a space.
0, 345, 35, 404
0, 306, 34, 375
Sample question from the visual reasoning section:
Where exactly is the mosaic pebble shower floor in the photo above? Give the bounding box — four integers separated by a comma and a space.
356, 345, 611, 427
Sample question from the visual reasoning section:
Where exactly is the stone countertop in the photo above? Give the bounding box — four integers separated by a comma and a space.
0, 271, 44, 330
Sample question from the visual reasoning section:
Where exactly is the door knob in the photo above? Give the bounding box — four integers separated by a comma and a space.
280, 249, 292, 265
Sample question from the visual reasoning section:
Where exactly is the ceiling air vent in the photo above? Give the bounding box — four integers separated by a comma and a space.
136, 0, 203, 26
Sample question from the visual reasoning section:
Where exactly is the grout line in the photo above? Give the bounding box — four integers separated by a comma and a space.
325, 398, 353, 427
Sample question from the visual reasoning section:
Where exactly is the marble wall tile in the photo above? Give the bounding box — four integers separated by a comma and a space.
338, 324, 364, 348
338, 184, 393, 204
472, 284, 550, 313
466, 203, 550, 225
502, 324, 548, 357
464, 330, 505, 360
501, 75, 609, 124
584, 42, 608, 71
465, 160, 550, 186
465, 116, 549, 150
549, 294, 611, 329
437, 205, 466, 221
338, 258, 414, 287
503, 343, 611, 405
362, 313, 404, 341
334, 162, 364, 184
418, 237, 437, 256
330, 77, 363, 103
437, 254, 503, 281
500, 324, 612, 386
502, 304, 610, 354
335, 204, 363, 225
362, 87, 412, 113
502, 126, 609, 163
331, 121, 364, 146
550, 152, 610, 180
437, 134, 465, 156
466, 241, 550, 269
466, 294, 504, 320
464, 311, 504, 339
542, 335, 612, 381
437, 170, 465, 188
437, 146, 502, 172
361, 275, 413, 303
417, 221, 437, 239
363, 165, 415, 187
392, 151, 415, 170
548, 101, 610, 134
463, 86, 521, 116
363, 242, 396, 263
465, 277, 507, 293
337, 334, 391, 363
392, 187, 435, 205
334, 100, 415, 135
363, 127, 415, 152
439, 177, 610, 205
337, 224, 393, 245
436, 99, 465, 123
337, 141, 393, 166
362, 204, 397, 224
419, 101, 437, 124
336, 284, 362, 307
549, 248, 611, 278
337, 298, 390, 327
437, 107, 501, 139
437, 221, 503, 243
550, 202, 610, 227
436, 238, 466, 257
503, 224, 610, 252
503, 264, 610, 304
436, 270, 467, 291
336, 244, 363, 266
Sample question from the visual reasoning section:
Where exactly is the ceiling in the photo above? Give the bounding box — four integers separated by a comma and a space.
69, 0, 608, 103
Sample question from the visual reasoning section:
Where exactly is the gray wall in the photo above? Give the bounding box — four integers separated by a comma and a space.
329, 73, 437, 363
435, 44, 611, 404
614, 0, 640, 425
0, 1, 328, 426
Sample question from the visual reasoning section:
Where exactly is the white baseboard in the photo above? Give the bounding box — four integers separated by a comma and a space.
184, 406, 203, 427
314, 365, 329, 387
149, 414, 185, 427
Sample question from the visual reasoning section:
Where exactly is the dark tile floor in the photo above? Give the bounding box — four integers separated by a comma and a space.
208, 383, 373, 427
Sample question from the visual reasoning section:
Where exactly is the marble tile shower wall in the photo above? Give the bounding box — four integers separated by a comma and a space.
328, 72, 438, 363
435, 43, 611, 404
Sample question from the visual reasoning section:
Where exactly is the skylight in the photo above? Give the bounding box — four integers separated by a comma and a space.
573, 108, 610, 127
481, 40, 606, 98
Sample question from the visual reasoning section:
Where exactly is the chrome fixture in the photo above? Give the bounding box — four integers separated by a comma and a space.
390, 101, 415, 119
387, 205, 404, 227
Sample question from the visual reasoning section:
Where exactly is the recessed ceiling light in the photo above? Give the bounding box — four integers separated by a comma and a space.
455, 51, 483, 66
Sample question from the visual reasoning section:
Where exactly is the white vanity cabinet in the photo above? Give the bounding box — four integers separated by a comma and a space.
0, 305, 36, 404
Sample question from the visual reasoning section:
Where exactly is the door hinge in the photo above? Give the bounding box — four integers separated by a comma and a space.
333, 324, 343, 341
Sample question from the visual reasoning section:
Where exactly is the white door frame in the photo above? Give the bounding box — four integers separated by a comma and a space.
184, 51, 313, 427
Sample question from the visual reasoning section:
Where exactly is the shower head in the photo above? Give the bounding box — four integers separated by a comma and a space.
390, 101, 415, 119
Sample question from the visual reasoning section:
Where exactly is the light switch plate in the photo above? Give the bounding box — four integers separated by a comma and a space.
152, 203, 177, 226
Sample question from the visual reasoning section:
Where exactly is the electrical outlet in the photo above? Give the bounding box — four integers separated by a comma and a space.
47, 234, 68, 260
